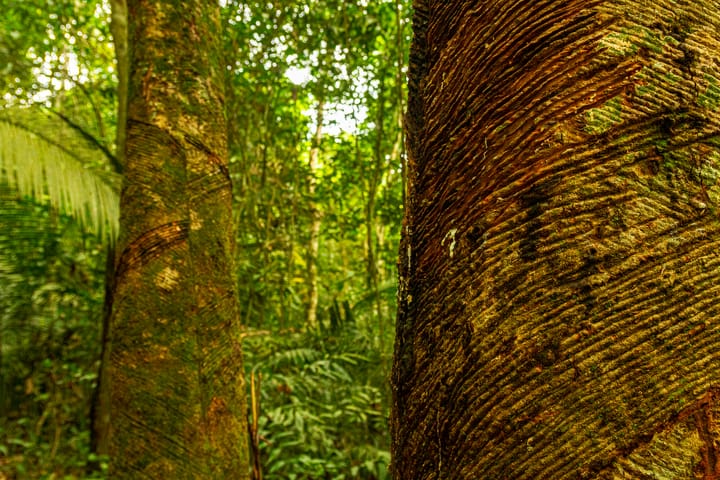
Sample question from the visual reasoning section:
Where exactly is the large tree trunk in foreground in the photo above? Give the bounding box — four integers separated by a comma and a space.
108, 1, 248, 477
392, 1, 720, 478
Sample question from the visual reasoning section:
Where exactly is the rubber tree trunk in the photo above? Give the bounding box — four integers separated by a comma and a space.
108, 1, 248, 477
392, 1, 720, 478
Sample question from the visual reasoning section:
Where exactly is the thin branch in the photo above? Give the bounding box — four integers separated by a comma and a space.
46, 109, 122, 174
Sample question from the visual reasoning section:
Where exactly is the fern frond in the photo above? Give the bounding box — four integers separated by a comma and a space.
0, 118, 120, 240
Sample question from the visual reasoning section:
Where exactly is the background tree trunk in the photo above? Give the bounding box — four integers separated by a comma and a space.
306, 100, 324, 328
392, 1, 720, 478
108, 1, 248, 477
90, 0, 127, 458
109, 0, 128, 170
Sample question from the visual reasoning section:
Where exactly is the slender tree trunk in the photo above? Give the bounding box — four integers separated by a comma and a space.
392, 1, 720, 479
90, 0, 127, 458
394, 0, 407, 208
306, 100, 324, 328
89, 246, 114, 458
109, 0, 128, 169
108, 1, 248, 477
367, 76, 387, 345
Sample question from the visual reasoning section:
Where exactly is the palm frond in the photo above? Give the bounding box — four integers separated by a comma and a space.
0, 116, 120, 240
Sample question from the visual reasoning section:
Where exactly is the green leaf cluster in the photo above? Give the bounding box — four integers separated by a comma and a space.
0, 189, 107, 479
244, 321, 391, 480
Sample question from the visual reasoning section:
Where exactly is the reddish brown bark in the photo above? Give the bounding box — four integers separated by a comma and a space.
392, 1, 720, 478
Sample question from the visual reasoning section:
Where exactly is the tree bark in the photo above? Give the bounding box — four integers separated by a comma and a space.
108, 1, 248, 478
306, 100, 324, 328
392, 1, 720, 479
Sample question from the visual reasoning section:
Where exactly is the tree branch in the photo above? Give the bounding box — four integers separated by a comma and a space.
46, 109, 122, 174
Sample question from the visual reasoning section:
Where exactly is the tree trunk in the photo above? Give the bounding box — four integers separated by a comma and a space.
108, 1, 248, 478
90, 0, 127, 458
392, 2, 720, 479
367, 77, 385, 343
89, 246, 114, 459
109, 0, 128, 170
306, 100, 324, 328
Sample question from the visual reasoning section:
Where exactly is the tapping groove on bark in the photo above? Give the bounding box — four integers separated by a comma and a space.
113, 220, 189, 282
392, 1, 720, 479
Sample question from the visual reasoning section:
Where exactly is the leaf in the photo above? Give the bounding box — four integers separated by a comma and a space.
0, 115, 120, 240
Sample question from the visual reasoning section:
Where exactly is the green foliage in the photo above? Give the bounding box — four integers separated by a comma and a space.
228, 0, 409, 332
1, 0, 115, 111
0, 114, 120, 240
244, 321, 391, 480
0, 190, 106, 479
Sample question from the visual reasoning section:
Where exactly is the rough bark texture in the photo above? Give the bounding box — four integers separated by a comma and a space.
108, 1, 249, 478
392, 1, 720, 479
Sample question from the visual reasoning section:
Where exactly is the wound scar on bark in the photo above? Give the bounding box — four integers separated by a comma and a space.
114, 220, 189, 282
442, 228, 458, 258
604, 388, 720, 478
